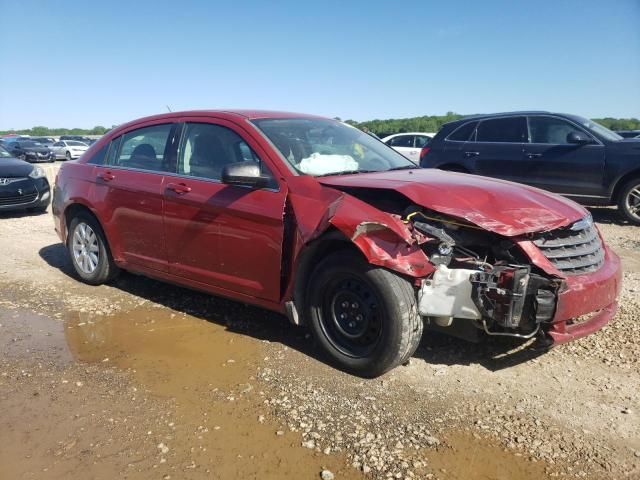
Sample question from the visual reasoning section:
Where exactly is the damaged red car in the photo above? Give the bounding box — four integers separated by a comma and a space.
52, 111, 622, 377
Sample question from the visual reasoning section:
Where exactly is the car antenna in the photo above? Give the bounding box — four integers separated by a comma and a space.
166, 105, 172, 112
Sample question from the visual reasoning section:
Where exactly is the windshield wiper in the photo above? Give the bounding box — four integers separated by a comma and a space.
315, 169, 378, 177
387, 164, 418, 171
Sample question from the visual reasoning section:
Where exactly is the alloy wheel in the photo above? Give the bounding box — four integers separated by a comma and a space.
72, 222, 99, 274
625, 184, 640, 222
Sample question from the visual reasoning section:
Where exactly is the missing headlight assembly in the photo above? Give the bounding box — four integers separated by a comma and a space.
407, 208, 560, 339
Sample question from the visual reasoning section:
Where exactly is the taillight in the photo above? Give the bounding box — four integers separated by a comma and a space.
419, 146, 431, 162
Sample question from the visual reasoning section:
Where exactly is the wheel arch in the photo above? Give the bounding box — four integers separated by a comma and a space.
291, 228, 365, 326
611, 168, 640, 203
63, 203, 117, 260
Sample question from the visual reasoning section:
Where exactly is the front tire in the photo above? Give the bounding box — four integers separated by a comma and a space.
306, 252, 423, 377
67, 213, 119, 285
618, 178, 640, 225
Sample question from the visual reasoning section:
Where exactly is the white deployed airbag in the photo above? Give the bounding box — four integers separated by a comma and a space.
298, 153, 358, 176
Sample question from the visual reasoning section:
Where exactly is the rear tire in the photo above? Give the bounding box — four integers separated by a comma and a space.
618, 178, 640, 225
67, 212, 119, 285
306, 252, 423, 377
65, 151, 72, 161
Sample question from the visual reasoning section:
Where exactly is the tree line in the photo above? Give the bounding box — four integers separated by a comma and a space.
2, 115, 639, 138
0, 125, 111, 136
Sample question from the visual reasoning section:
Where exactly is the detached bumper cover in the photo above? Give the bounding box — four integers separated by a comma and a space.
547, 245, 622, 344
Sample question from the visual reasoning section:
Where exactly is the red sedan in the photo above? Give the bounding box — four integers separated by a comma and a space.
52, 110, 622, 377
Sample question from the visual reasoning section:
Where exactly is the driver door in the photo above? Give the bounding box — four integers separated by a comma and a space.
163, 119, 286, 302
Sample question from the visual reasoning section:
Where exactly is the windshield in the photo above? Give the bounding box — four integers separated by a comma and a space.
568, 115, 623, 142
251, 118, 416, 176
0, 146, 11, 158
20, 141, 39, 148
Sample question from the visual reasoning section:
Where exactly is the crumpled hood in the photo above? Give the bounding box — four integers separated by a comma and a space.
317, 169, 587, 236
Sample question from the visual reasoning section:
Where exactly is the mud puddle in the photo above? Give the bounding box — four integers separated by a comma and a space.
425, 431, 553, 480
0, 305, 362, 479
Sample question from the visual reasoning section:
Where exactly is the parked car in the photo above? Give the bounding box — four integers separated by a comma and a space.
4, 140, 55, 163
53, 110, 621, 377
420, 111, 640, 225
381, 132, 433, 162
60, 135, 93, 143
31, 137, 57, 146
51, 140, 89, 160
614, 130, 640, 138
0, 146, 51, 213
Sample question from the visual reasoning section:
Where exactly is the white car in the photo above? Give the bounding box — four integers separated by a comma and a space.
51, 140, 89, 161
381, 132, 434, 162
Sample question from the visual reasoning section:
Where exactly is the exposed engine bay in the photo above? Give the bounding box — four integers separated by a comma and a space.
403, 207, 562, 339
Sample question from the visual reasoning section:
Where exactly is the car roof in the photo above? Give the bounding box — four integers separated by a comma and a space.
106, 110, 329, 138
442, 111, 577, 129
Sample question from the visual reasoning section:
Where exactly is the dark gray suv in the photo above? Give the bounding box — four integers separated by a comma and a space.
421, 111, 640, 224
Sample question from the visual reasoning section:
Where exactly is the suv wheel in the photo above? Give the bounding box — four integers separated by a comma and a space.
618, 178, 640, 225
306, 252, 423, 377
67, 213, 119, 285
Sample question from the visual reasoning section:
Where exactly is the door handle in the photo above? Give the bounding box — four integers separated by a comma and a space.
98, 172, 115, 181
526, 153, 542, 159
464, 151, 480, 158
166, 182, 192, 194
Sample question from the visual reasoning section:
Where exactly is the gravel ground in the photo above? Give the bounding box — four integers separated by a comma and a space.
0, 166, 638, 479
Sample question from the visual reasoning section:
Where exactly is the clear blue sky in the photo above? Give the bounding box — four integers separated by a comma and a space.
0, 0, 638, 130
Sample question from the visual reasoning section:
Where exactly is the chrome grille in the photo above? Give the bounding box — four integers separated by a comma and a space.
533, 221, 604, 275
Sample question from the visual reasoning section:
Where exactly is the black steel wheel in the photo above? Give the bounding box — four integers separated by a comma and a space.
306, 252, 423, 377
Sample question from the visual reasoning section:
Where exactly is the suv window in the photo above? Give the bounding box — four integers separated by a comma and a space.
447, 121, 478, 142
528, 116, 587, 144
476, 117, 527, 143
114, 124, 173, 171
389, 135, 414, 148
178, 123, 275, 184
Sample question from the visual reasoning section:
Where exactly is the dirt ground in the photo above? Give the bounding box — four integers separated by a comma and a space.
1, 162, 639, 480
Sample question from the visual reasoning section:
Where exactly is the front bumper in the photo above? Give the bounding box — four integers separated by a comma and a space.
545, 245, 622, 344
25, 153, 55, 163
0, 177, 51, 212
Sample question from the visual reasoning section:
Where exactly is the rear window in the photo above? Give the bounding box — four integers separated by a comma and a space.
447, 121, 478, 142
87, 143, 109, 165
476, 117, 527, 143
113, 124, 173, 171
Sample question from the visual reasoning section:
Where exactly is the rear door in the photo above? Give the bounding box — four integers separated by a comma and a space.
522, 115, 606, 196
472, 116, 528, 182
163, 118, 286, 302
92, 122, 177, 272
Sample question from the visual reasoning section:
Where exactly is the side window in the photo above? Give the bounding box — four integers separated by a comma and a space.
114, 124, 173, 171
447, 121, 478, 142
476, 117, 527, 143
414, 135, 431, 148
87, 143, 109, 165
54, 142, 63, 147
390, 135, 414, 147
528, 117, 587, 144
178, 123, 275, 184
105, 136, 122, 166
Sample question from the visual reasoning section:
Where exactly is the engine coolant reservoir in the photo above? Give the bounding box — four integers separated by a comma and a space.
418, 265, 482, 326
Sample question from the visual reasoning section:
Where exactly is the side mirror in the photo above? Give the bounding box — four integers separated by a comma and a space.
221, 161, 270, 188
567, 131, 592, 145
